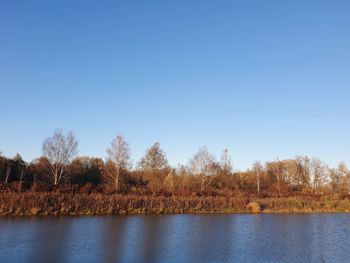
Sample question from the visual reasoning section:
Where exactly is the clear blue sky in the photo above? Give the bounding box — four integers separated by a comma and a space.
1, 0, 349, 169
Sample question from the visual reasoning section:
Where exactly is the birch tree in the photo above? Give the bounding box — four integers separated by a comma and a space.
42, 129, 78, 185
105, 134, 131, 191
138, 142, 169, 191
220, 149, 233, 176
310, 158, 328, 193
253, 161, 263, 194
189, 146, 217, 192
295, 156, 311, 190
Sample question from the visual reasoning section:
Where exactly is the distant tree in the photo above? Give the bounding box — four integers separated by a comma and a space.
330, 162, 349, 193
220, 149, 233, 176
138, 142, 168, 170
164, 169, 177, 192
42, 129, 78, 185
280, 160, 296, 186
337, 162, 350, 192
0, 155, 4, 181
266, 159, 284, 196
69, 157, 104, 185
105, 134, 131, 191
329, 168, 340, 192
4, 159, 12, 184
253, 161, 263, 194
138, 142, 169, 191
13, 154, 27, 182
276, 158, 282, 196
310, 158, 328, 193
295, 156, 311, 190
269, 159, 281, 196
27, 157, 52, 184
188, 146, 217, 192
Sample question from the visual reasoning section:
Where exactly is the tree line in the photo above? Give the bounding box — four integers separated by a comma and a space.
1, 129, 350, 196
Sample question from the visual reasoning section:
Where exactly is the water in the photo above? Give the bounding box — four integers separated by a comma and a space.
0, 214, 349, 263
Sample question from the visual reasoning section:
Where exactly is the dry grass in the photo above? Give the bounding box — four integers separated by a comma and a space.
258, 196, 350, 212
0, 192, 249, 216
1, 192, 349, 216
1, 182, 350, 216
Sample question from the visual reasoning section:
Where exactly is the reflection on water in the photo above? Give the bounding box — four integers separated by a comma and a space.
1, 214, 350, 263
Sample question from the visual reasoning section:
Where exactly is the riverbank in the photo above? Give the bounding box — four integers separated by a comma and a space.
1, 192, 350, 216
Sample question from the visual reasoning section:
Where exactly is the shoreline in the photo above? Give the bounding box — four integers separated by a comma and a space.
1, 192, 350, 217
1, 210, 350, 218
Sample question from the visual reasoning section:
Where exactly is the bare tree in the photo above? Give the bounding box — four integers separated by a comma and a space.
310, 158, 328, 193
276, 158, 281, 197
295, 156, 310, 188
330, 162, 349, 193
188, 146, 217, 192
138, 142, 168, 171
105, 134, 131, 191
220, 148, 233, 176
337, 162, 350, 192
138, 142, 169, 191
42, 129, 78, 185
266, 159, 282, 196
253, 161, 263, 194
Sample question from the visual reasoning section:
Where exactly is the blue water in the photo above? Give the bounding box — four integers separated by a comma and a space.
0, 214, 349, 263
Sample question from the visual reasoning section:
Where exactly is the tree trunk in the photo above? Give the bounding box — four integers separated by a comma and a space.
54, 173, 58, 185
115, 170, 120, 192
18, 168, 25, 192
257, 170, 260, 194
276, 163, 281, 197
201, 179, 204, 192
19, 168, 25, 182
5, 166, 11, 184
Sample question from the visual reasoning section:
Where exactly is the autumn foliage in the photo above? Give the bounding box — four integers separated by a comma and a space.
1, 130, 350, 215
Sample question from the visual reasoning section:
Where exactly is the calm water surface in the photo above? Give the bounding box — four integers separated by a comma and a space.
0, 214, 349, 263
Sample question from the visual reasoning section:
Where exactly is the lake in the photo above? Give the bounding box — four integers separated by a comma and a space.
0, 214, 349, 263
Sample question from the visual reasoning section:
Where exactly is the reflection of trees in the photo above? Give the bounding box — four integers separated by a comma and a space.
102, 215, 168, 263
29, 217, 70, 263
188, 215, 233, 263
132, 214, 234, 263
137, 216, 166, 263
100, 216, 127, 263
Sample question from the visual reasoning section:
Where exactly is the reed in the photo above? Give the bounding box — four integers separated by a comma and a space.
1, 191, 349, 216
